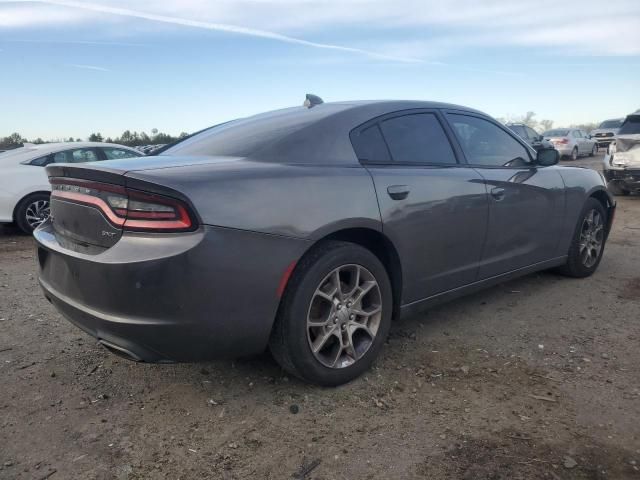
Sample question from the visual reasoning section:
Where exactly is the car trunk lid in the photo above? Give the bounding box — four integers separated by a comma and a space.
46, 159, 204, 252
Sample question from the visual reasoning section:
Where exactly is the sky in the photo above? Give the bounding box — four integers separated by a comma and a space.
1, 0, 639, 139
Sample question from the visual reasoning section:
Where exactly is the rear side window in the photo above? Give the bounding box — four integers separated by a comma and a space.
102, 147, 140, 160
29, 155, 51, 166
447, 114, 531, 167
350, 124, 390, 163
379, 113, 457, 165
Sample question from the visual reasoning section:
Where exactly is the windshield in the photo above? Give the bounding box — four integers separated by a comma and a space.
618, 116, 640, 135
543, 129, 569, 137
598, 119, 623, 129
508, 125, 526, 137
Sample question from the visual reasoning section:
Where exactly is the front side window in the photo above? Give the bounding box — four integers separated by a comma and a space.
447, 114, 531, 167
53, 148, 99, 164
379, 113, 456, 165
102, 147, 140, 160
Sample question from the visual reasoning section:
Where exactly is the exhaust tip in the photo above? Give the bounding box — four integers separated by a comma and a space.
98, 340, 143, 362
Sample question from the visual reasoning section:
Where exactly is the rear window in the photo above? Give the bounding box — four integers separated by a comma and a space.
379, 113, 457, 165
599, 119, 623, 129
619, 116, 640, 135
161, 105, 347, 158
351, 124, 390, 163
544, 129, 569, 137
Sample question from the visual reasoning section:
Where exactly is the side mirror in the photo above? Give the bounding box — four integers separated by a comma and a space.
536, 148, 559, 166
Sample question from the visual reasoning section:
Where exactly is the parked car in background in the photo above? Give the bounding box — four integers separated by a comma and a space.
506, 123, 554, 151
34, 99, 615, 386
543, 128, 597, 160
0, 142, 141, 233
603, 112, 640, 195
590, 118, 624, 150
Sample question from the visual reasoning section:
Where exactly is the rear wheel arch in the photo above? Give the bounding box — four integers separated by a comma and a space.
281, 227, 403, 321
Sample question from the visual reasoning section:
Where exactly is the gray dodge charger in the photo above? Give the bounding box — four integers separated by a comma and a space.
34, 98, 615, 386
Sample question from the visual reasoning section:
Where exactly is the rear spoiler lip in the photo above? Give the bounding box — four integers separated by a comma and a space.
46, 164, 128, 185
45, 164, 203, 226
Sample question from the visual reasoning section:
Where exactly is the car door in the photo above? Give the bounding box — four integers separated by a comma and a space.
443, 111, 565, 279
351, 110, 489, 303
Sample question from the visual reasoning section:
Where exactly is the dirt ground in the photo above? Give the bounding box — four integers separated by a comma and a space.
1, 154, 639, 479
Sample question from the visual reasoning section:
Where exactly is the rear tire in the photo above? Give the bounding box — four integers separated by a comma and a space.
570, 147, 578, 161
269, 241, 393, 386
556, 198, 607, 278
14, 193, 50, 234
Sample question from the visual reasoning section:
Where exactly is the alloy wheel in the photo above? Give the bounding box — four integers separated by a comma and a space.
306, 264, 382, 369
579, 209, 604, 268
25, 199, 50, 230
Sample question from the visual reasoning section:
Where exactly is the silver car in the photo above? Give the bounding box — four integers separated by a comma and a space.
543, 128, 598, 160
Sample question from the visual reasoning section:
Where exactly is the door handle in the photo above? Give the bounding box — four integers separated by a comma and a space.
387, 185, 410, 200
490, 187, 506, 201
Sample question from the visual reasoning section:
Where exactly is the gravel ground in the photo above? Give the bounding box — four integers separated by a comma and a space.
1, 154, 639, 479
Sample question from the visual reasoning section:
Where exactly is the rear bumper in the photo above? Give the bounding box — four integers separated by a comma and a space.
35, 221, 309, 362
555, 146, 573, 156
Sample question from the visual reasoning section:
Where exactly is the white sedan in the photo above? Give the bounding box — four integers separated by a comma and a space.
0, 142, 142, 233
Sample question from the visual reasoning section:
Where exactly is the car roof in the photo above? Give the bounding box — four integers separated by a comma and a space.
162, 100, 488, 165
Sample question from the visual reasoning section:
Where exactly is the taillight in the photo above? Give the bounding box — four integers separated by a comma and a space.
559, 138, 569, 144
50, 179, 196, 232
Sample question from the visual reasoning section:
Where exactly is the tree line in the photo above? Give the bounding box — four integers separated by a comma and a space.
0, 129, 189, 151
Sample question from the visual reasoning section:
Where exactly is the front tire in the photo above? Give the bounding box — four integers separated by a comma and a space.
590, 144, 598, 157
14, 193, 50, 234
269, 241, 392, 386
557, 198, 607, 278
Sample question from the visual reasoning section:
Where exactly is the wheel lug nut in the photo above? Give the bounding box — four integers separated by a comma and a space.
350, 314, 355, 320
